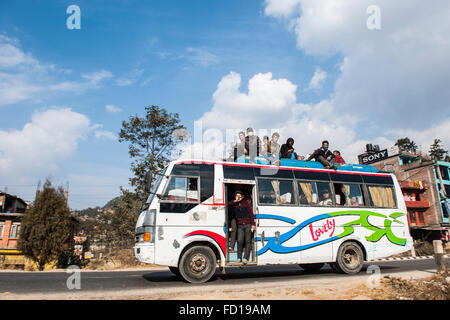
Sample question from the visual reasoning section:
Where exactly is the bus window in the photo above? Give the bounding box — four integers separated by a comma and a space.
316, 182, 333, 206
333, 183, 365, 207
257, 179, 295, 205
297, 181, 318, 205
162, 176, 199, 203
187, 177, 199, 202
366, 185, 396, 208
162, 177, 187, 202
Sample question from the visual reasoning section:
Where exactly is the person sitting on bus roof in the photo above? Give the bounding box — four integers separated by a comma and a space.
230, 131, 246, 162
318, 189, 333, 206
227, 191, 256, 264
333, 150, 346, 164
280, 137, 300, 160
307, 140, 337, 169
244, 128, 262, 163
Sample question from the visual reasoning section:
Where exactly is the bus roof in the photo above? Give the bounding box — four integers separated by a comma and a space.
172, 159, 392, 177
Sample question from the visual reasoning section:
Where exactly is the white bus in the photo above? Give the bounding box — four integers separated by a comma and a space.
134, 159, 413, 283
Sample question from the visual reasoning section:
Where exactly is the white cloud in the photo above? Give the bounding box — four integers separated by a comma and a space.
105, 104, 122, 114
115, 68, 144, 86
82, 69, 114, 86
264, 0, 450, 132
183, 47, 219, 67
0, 108, 92, 177
94, 130, 116, 140
264, 0, 302, 18
0, 35, 115, 106
307, 67, 327, 90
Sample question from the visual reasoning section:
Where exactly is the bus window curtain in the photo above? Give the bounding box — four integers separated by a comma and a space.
271, 180, 282, 204
343, 184, 351, 206
383, 187, 395, 207
299, 182, 313, 204
368, 186, 383, 207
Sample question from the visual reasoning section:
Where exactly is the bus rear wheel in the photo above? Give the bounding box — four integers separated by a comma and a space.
179, 246, 217, 283
299, 263, 324, 272
334, 242, 364, 274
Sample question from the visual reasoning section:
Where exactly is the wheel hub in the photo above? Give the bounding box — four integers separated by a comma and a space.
343, 249, 358, 268
190, 254, 207, 272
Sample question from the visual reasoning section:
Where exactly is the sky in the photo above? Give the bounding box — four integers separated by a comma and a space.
1, 0, 449, 209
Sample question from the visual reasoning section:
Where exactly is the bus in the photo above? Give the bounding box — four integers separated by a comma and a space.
134, 158, 413, 283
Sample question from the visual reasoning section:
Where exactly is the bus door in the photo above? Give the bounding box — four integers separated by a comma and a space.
224, 181, 257, 265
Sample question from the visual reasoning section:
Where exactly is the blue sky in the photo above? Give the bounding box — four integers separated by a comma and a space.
1, 0, 449, 209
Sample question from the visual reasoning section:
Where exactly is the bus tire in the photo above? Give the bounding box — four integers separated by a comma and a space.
335, 241, 364, 274
329, 262, 343, 273
179, 245, 217, 283
168, 266, 180, 277
299, 263, 324, 272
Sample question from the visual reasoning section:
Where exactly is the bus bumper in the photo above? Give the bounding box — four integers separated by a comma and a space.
134, 243, 155, 264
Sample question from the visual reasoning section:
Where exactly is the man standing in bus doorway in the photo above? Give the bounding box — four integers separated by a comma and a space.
228, 191, 256, 264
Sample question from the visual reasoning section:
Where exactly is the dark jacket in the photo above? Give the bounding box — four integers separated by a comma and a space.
280, 138, 296, 159
228, 199, 255, 226
307, 148, 334, 161
245, 135, 261, 156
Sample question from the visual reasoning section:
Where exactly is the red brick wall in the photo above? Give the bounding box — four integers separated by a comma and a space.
0, 219, 19, 249
371, 156, 442, 227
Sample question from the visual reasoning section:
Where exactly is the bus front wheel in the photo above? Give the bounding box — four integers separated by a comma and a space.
334, 241, 364, 274
179, 246, 217, 283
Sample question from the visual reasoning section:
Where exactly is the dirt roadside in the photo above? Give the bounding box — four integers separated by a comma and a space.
1, 267, 447, 300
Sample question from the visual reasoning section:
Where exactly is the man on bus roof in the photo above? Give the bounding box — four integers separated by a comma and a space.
244, 128, 262, 163
307, 140, 337, 169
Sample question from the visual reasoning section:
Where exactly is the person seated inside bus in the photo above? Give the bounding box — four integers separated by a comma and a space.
307, 140, 337, 169
280, 138, 300, 160
260, 190, 277, 204
350, 196, 359, 207
318, 189, 333, 206
298, 192, 310, 205
227, 191, 256, 264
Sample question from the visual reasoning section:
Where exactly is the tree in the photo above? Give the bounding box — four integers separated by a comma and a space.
395, 137, 418, 153
119, 105, 186, 199
18, 179, 74, 270
106, 188, 142, 249
429, 138, 448, 161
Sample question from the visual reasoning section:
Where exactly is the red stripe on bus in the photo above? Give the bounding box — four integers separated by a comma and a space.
184, 230, 226, 255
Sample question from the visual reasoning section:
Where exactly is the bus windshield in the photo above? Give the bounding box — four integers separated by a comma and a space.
146, 167, 167, 205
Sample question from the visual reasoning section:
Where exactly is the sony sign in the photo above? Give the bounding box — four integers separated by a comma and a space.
360, 149, 389, 164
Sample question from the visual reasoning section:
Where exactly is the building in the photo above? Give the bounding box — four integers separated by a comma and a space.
0, 193, 27, 265
358, 145, 449, 240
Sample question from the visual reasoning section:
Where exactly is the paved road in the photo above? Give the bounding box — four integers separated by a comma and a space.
0, 258, 447, 295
